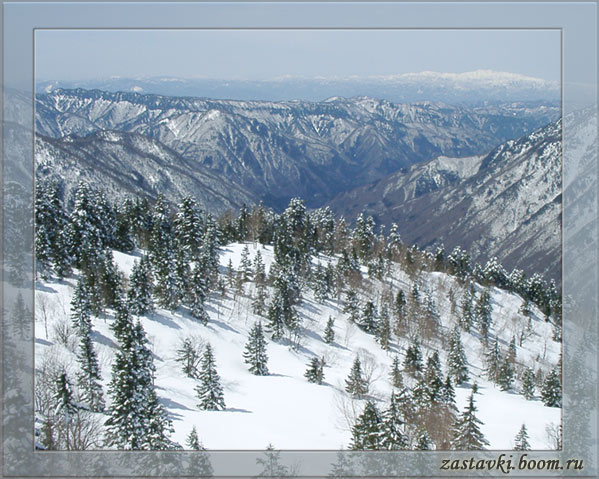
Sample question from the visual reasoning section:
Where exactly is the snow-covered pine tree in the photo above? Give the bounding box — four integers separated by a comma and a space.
267, 263, 300, 340
75, 324, 105, 412
376, 305, 391, 350
403, 338, 423, 377
252, 282, 268, 317
324, 316, 335, 344
440, 375, 457, 411
195, 344, 226, 411
54, 372, 77, 450
304, 357, 325, 384
71, 276, 93, 333
520, 367, 536, 400
380, 391, 408, 450
358, 300, 378, 334
389, 355, 404, 389
496, 357, 514, 391
345, 356, 368, 397
450, 390, 490, 450
105, 317, 174, 450
447, 326, 469, 385
186, 425, 202, 450
513, 424, 531, 450
239, 245, 252, 282
423, 351, 444, 405
126, 255, 154, 316
485, 337, 501, 383
35, 179, 71, 278
414, 428, 434, 450
174, 196, 204, 258
312, 262, 330, 303
253, 249, 266, 285
392, 289, 407, 323
459, 286, 474, 332
98, 251, 123, 310
540, 368, 561, 407
350, 400, 382, 450
342, 290, 360, 323
243, 322, 269, 376
352, 213, 376, 263
188, 262, 210, 325
175, 338, 201, 379
474, 289, 492, 341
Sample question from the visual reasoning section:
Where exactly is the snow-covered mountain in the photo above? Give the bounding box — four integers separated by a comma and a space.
36, 70, 560, 104
35, 130, 258, 213
328, 118, 564, 282
35, 89, 559, 209
35, 242, 561, 451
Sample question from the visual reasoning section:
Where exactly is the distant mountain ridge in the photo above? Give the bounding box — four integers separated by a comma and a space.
36, 69, 560, 104
35, 88, 559, 210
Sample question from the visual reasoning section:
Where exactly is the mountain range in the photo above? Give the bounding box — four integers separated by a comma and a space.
33, 87, 569, 281
37, 70, 560, 104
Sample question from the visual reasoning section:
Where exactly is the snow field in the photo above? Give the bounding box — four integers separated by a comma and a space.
35, 242, 561, 450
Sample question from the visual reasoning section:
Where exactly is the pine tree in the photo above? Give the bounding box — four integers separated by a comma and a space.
440, 375, 457, 411
75, 325, 105, 412
126, 255, 154, 316
414, 428, 434, 450
389, 355, 404, 389
485, 337, 501, 383
304, 357, 325, 384
393, 289, 407, 323
350, 401, 382, 450
312, 262, 330, 303
521, 367, 536, 400
450, 390, 490, 450
175, 338, 201, 379
323, 317, 335, 344
541, 368, 561, 407
267, 263, 299, 340
448, 326, 469, 385
380, 391, 408, 450
105, 313, 174, 449
497, 357, 514, 391
174, 196, 204, 257
188, 262, 210, 325
403, 338, 423, 377
252, 283, 268, 317
239, 245, 252, 282
243, 322, 269, 376
185, 426, 214, 475
514, 424, 531, 450
342, 290, 360, 323
195, 344, 225, 410
71, 276, 93, 332
253, 249, 266, 285
474, 289, 493, 341
54, 372, 77, 450
345, 356, 368, 397
35, 179, 71, 278
423, 351, 444, 405
376, 305, 391, 350
459, 286, 474, 332
186, 425, 202, 450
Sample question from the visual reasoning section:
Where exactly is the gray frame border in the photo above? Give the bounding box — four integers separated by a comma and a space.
3, 1, 598, 478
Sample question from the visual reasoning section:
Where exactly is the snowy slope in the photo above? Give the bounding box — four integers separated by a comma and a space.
35, 242, 561, 450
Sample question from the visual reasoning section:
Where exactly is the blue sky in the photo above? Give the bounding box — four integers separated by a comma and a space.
35, 29, 561, 82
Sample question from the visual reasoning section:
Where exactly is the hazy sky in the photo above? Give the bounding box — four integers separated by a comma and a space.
35, 29, 561, 82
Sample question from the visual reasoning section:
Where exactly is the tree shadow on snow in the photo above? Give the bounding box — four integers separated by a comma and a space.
146, 312, 182, 330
